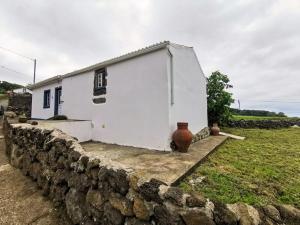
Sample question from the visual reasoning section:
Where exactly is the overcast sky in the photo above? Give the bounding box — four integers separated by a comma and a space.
0, 0, 299, 116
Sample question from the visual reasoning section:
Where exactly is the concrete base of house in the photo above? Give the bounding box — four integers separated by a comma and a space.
82, 135, 227, 186
11, 118, 227, 185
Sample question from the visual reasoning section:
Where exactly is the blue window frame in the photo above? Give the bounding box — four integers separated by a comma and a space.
43, 89, 51, 108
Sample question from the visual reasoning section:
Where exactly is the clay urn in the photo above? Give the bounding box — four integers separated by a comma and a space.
211, 123, 220, 136
172, 122, 193, 153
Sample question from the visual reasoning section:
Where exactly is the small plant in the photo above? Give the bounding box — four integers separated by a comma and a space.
47, 115, 68, 120
18, 114, 28, 123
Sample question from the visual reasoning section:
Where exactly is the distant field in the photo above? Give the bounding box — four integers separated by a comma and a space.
232, 115, 299, 121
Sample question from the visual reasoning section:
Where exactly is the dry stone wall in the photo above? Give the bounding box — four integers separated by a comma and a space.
227, 120, 300, 129
3, 117, 300, 225
8, 93, 32, 117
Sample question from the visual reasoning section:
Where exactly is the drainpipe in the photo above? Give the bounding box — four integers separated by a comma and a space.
167, 48, 174, 105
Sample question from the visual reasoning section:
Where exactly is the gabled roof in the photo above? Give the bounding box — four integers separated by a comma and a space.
64, 41, 170, 79
29, 41, 181, 90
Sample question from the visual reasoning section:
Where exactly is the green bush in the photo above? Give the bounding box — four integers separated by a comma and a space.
47, 115, 68, 120
207, 71, 234, 125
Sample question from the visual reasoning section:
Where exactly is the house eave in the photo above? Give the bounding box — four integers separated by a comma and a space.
63, 41, 170, 79
29, 41, 172, 90
28, 75, 62, 90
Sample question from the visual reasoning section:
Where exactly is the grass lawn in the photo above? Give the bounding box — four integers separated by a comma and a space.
232, 115, 299, 121
179, 127, 300, 207
0, 94, 8, 100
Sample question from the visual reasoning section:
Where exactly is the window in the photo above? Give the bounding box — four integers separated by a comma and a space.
43, 89, 51, 108
94, 68, 107, 96
96, 73, 103, 89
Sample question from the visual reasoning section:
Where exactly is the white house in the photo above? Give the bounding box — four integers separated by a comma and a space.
13, 87, 32, 94
30, 41, 208, 151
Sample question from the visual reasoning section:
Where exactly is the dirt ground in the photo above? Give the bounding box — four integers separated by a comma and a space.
0, 120, 71, 225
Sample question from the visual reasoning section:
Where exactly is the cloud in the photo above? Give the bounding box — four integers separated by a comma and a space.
0, 0, 299, 116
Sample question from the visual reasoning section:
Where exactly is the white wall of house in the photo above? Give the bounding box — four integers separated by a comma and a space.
31, 81, 61, 119
37, 120, 92, 142
62, 49, 171, 150
13, 87, 32, 94
30, 43, 208, 151
167, 44, 208, 135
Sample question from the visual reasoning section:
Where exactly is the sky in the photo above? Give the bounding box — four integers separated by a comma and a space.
0, 0, 299, 116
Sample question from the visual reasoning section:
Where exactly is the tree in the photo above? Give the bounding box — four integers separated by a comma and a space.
0, 81, 23, 94
207, 71, 234, 125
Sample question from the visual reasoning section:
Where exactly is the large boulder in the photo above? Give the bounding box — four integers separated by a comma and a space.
125, 217, 152, 225
102, 202, 125, 225
65, 188, 87, 224
107, 169, 129, 195
4, 111, 17, 118
139, 178, 165, 203
227, 203, 261, 225
86, 188, 105, 210
181, 208, 215, 225
213, 202, 238, 225
163, 187, 184, 206
133, 196, 151, 220
262, 205, 281, 223
275, 204, 300, 224
154, 205, 184, 225
109, 193, 134, 216
186, 193, 207, 208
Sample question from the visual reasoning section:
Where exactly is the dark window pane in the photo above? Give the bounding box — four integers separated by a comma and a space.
43, 89, 51, 108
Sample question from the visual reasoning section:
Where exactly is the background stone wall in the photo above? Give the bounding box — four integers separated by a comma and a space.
8, 93, 32, 117
3, 117, 300, 225
226, 120, 300, 129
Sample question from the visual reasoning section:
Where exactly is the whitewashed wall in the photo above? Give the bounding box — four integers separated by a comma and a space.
167, 45, 208, 136
31, 81, 62, 119
62, 49, 171, 150
31, 44, 208, 151
37, 120, 92, 142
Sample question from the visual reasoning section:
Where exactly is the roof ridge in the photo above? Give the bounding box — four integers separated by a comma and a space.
30, 41, 172, 89
63, 40, 170, 78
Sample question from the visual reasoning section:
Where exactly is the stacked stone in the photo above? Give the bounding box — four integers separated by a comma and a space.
226, 120, 300, 129
8, 93, 32, 118
191, 127, 210, 144
3, 117, 300, 225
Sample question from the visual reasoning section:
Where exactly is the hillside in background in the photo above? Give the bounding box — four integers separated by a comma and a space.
230, 108, 286, 117
0, 81, 23, 94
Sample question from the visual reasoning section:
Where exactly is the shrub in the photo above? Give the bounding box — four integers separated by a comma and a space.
47, 115, 68, 120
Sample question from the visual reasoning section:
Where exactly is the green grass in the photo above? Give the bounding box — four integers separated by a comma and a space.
179, 128, 300, 207
232, 115, 299, 121
0, 94, 8, 100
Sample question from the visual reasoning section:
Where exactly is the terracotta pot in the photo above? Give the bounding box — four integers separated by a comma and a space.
172, 122, 193, 153
211, 123, 220, 136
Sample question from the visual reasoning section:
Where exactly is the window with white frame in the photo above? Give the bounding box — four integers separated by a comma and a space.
94, 68, 107, 96
96, 72, 104, 88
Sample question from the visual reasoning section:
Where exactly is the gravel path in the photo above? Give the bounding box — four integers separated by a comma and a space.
0, 119, 71, 225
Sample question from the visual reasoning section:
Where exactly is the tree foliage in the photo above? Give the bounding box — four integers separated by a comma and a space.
230, 108, 287, 117
207, 71, 234, 125
0, 81, 23, 94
